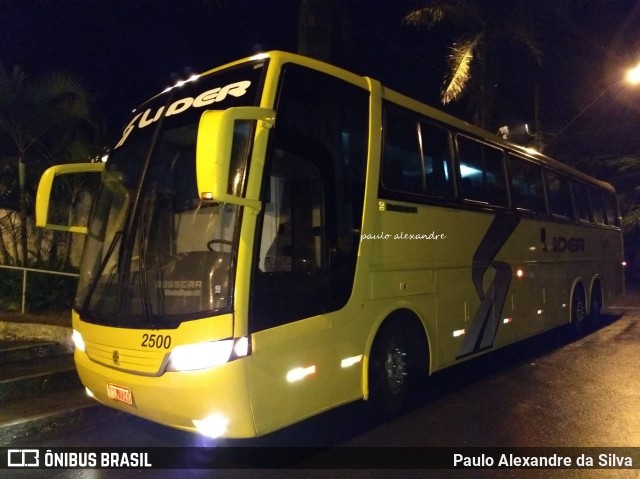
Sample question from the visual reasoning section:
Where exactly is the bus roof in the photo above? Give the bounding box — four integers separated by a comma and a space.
143, 50, 617, 194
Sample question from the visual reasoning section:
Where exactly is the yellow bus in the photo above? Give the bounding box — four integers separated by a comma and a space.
36, 51, 624, 439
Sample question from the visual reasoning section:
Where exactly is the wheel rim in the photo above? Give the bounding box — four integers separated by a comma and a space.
591, 286, 602, 319
574, 296, 586, 324
383, 340, 408, 394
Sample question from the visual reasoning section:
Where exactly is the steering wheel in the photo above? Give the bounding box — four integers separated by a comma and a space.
207, 239, 233, 251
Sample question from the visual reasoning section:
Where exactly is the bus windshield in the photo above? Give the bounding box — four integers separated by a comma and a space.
75, 61, 266, 328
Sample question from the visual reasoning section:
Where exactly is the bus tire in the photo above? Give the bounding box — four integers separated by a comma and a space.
589, 281, 603, 327
569, 285, 588, 337
369, 320, 410, 416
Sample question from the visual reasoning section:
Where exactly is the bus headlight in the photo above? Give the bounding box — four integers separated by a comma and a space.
167, 337, 250, 372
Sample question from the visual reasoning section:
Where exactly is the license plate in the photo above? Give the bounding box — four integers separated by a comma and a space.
106, 383, 133, 405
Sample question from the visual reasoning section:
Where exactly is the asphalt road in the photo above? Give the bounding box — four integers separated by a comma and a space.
8, 306, 640, 479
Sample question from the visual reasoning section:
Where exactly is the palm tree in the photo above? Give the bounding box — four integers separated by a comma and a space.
0, 61, 102, 266
404, 0, 544, 130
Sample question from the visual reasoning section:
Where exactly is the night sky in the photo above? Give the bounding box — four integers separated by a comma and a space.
1, 0, 639, 159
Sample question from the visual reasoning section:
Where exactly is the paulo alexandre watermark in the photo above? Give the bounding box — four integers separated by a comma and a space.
360, 231, 447, 241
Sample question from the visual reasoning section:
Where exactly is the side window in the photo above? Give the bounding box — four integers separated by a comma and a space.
545, 170, 574, 219
457, 136, 508, 207
589, 188, 606, 225
381, 107, 454, 199
260, 155, 325, 274
604, 192, 620, 227
382, 111, 422, 194
572, 181, 592, 223
509, 154, 546, 214
421, 122, 454, 198
250, 65, 368, 332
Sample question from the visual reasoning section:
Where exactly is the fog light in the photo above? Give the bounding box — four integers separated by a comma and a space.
193, 413, 228, 439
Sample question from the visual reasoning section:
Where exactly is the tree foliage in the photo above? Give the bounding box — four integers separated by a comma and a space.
0, 60, 104, 269
0, 61, 102, 171
404, 0, 545, 129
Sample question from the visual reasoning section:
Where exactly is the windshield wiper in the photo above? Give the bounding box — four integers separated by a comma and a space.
80, 230, 122, 317
116, 90, 174, 316
137, 197, 157, 327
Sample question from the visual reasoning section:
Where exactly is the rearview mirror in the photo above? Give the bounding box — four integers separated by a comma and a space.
36, 163, 105, 234
196, 106, 275, 210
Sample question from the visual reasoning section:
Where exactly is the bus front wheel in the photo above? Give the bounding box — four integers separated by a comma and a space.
570, 286, 588, 337
590, 282, 603, 326
368, 321, 411, 416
